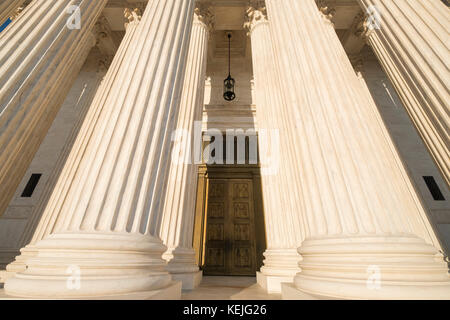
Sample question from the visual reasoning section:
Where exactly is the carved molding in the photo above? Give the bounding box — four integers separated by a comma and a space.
316, 0, 337, 26
94, 15, 110, 44
124, 7, 143, 29
93, 14, 120, 68
353, 11, 374, 40
194, 1, 215, 32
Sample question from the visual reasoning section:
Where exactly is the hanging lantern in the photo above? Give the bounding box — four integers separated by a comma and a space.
223, 33, 236, 101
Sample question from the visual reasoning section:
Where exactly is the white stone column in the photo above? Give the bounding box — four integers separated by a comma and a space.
321, 1, 443, 253
5, 0, 195, 299
356, 0, 450, 186
349, 54, 443, 252
159, 4, 213, 290
2, 8, 142, 282
2, 51, 111, 283
0, 0, 24, 24
266, 0, 450, 299
244, 2, 303, 294
0, 0, 107, 217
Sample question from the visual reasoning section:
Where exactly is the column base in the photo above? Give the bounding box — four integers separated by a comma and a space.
257, 272, 295, 294
257, 248, 301, 293
171, 271, 202, 290
294, 236, 450, 300
0, 245, 38, 285
5, 232, 173, 299
0, 281, 182, 300
164, 247, 202, 290
4, 245, 38, 274
281, 283, 320, 300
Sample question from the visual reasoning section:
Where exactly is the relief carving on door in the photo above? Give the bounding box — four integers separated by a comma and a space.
203, 179, 257, 275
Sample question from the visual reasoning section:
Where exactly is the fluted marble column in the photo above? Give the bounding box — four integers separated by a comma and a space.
2, 8, 143, 282
266, 0, 450, 299
356, 0, 450, 186
244, 2, 303, 293
349, 54, 443, 251
3, 51, 112, 281
0, 0, 24, 25
0, 0, 107, 217
320, 1, 443, 252
159, 4, 213, 290
5, 0, 195, 299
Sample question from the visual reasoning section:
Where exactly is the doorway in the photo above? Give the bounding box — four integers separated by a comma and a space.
193, 166, 266, 276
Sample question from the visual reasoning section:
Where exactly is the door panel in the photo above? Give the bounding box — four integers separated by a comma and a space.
204, 179, 256, 275
204, 180, 227, 274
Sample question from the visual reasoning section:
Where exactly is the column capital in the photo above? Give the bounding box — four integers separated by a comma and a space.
194, 1, 215, 32
244, 1, 268, 35
92, 15, 118, 67
340, 11, 369, 55
124, 6, 143, 29
353, 11, 375, 40
93, 15, 110, 46
316, 0, 337, 26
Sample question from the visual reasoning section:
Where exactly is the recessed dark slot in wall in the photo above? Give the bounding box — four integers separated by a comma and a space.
423, 176, 445, 201
21, 174, 42, 198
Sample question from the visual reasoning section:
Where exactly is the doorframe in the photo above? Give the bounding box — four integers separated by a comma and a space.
193, 164, 267, 273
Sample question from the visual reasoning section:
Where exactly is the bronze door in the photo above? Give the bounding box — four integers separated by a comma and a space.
204, 179, 257, 275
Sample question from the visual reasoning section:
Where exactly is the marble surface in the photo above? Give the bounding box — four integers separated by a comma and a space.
0, 277, 281, 300
0, 282, 182, 300
182, 276, 281, 300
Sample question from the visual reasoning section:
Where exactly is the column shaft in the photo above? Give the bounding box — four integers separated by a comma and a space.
357, 0, 450, 186
27, 9, 143, 247
159, 6, 212, 290
350, 55, 443, 251
5, 0, 195, 298
0, 0, 107, 217
266, 0, 449, 299
3, 9, 141, 279
245, 3, 303, 293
